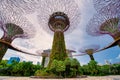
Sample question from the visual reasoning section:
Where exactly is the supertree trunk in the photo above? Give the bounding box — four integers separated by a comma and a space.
89, 54, 95, 61
0, 30, 13, 61
0, 43, 8, 60
41, 56, 46, 68
0, 37, 9, 61
48, 31, 68, 67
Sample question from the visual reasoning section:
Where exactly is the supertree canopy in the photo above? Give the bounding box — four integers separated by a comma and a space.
0, 0, 41, 15
37, 0, 81, 34
79, 45, 100, 60
93, 0, 120, 13
87, 2, 120, 50
87, 2, 120, 37
37, 0, 81, 67
0, 11, 36, 61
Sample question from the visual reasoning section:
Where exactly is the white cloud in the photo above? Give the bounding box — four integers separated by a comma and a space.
116, 54, 120, 59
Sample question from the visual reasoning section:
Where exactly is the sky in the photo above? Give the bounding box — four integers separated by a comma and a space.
1, 0, 120, 65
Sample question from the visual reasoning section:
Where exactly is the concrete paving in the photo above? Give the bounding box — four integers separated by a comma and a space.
0, 75, 120, 80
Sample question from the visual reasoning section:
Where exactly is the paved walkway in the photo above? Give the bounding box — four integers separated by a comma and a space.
0, 75, 120, 80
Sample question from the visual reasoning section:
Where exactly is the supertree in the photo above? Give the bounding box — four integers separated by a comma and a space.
0, 0, 41, 61
79, 45, 100, 60
36, 49, 50, 67
86, 2, 120, 50
0, 12, 36, 61
37, 0, 81, 67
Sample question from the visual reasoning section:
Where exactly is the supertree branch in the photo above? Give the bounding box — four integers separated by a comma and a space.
79, 45, 100, 60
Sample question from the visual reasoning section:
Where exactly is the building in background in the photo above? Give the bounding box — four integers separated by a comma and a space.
7, 57, 20, 64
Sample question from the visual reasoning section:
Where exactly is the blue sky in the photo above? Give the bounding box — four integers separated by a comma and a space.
1, 0, 120, 65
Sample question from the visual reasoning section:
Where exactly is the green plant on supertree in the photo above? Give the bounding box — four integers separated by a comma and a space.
45, 11, 70, 67
37, 0, 81, 68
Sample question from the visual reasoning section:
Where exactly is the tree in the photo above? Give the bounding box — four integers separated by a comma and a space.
56, 61, 65, 77
88, 60, 99, 75
49, 59, 58, 74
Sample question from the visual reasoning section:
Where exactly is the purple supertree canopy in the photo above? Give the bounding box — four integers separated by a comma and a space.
93, 0, 120, 13
86, 2, 120, 39
0, 0, 41, 15
79, 45, 100, 54
0, 12, 36, 40
37, 0, 81, 34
